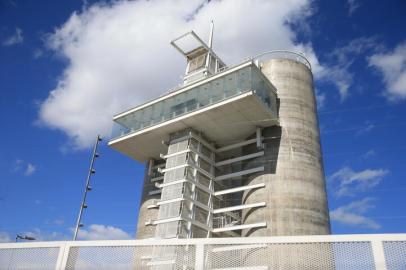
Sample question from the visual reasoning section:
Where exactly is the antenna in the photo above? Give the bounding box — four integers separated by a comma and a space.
208, 20, 214, 49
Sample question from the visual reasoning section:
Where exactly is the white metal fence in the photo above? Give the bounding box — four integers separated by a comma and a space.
0, 234, 405, 269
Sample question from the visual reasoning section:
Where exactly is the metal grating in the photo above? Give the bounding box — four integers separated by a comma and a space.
65, 246, 145, 270
0, 235, 405, 269
332, 242, 375, 270
205, 242, 375, 270
65, 245, 195, 270
0, 247, 59, 270
383, 241, 406, 270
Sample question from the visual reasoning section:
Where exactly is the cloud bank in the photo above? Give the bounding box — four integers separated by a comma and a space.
12, 159, 37, 176
328, 166, 389, 197
369, 41, 406, 101
324, 37, 379, 100
330, 197, 380, 229
38, 0, 323, 149
78, 224, 131, 240
2, 27, 23, 46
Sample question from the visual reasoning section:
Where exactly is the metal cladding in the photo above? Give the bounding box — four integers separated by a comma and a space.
242, 58, 330, 236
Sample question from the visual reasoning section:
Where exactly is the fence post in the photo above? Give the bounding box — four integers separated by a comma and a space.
55, 242, 71, 270
54, 243, 65, 270
371, 239, 388, 270
195, 243, 205, 270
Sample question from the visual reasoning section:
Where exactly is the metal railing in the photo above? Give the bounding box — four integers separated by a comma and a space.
253, 50, 312, 70
0, 234, 405, 269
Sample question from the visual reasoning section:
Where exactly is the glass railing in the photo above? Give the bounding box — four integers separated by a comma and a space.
111, 62, 277, 140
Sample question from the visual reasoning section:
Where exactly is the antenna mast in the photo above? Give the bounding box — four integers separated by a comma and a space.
208, 20, 214, 49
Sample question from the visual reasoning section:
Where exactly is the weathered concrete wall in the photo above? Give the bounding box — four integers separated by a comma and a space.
242, 59, 330, 236
135, 165, 159, 239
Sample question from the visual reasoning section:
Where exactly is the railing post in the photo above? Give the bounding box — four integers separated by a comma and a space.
54, 243, 65, 270
56, 242, 71, 270
195, 243, 205, 270
371, 240, 388, 270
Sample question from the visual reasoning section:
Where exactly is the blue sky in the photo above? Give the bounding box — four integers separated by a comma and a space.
0, 0, 405, 242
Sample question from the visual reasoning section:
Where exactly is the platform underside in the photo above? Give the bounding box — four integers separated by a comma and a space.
108, 91, 278, 162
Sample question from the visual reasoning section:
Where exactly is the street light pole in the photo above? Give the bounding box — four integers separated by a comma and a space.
73, 135, 102, 241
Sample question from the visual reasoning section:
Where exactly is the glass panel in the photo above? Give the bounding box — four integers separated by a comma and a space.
198, 174, 210, 187
181, 200, 193, 219
198, 85, 210, 107
191, 225, 207, 238
196, 188, 210, 205
112, 64, 277, 139
194, 206, 209, 224
199, 159, 211, 173
200, 145, 212, 158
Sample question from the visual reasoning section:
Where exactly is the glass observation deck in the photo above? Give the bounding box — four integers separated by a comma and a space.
109, 61, 278, 161
112, 62, 276, 138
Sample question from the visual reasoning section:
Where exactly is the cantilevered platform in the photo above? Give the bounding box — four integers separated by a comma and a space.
108, 61, 278, 162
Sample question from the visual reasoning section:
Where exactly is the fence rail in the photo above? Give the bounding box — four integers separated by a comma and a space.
0, 234, 405, 269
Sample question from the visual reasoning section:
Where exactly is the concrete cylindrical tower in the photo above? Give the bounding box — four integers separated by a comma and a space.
136, 167, 159, 239
242, 58, 330, 236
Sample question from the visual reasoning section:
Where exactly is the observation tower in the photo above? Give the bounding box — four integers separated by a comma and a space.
108, 23, 330, 241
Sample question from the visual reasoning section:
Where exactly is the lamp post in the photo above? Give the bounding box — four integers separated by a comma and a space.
73, 135, 102, 241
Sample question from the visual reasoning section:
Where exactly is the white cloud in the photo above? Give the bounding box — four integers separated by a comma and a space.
24, 163, 36, 176
0, 229, 69, 242
329, 166, 389, 197
53, 218, 64, 226
78, 224, 131, 240
38, 0, 324, 149
361, 150, 376, 159
315, 89, 326, 109
347, 0, 361, 15
2, 27, 24, 46
11, 159, 37, 176
33, 48, 44, 59
0, 231, 11, 243
355, 121, 375, 136
369, 41, 406, 101
323, 37, 379, 100
18, 228, 69, 242
12, 159, 24, 172
330, 198, 380, 229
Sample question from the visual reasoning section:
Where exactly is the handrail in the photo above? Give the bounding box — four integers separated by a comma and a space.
252, 50, 312, 70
